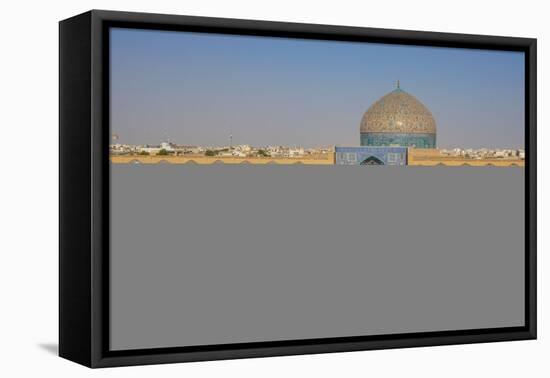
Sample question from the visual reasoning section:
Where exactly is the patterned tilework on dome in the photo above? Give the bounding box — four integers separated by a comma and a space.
360, 83, 436, 148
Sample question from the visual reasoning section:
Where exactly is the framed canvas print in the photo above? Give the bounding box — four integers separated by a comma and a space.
59, 10, 537, 368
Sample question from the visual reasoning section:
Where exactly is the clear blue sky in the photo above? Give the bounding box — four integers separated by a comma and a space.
110, 27, 525, 149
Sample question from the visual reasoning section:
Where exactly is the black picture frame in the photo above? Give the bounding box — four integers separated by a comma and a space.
59, 9, 537, 368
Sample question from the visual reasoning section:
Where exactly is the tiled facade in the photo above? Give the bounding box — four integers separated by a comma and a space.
335, 146, 408, 166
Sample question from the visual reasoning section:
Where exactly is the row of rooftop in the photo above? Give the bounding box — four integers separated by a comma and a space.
110, 142, 524, 160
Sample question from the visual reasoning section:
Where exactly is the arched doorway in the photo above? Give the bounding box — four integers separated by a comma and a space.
360, 156, 384, 165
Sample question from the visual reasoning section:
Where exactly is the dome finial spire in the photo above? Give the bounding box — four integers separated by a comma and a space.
397, 79, 400, 89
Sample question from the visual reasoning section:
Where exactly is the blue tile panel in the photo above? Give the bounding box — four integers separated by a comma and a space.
335, 146, 408, 166
361, 132, 436, 148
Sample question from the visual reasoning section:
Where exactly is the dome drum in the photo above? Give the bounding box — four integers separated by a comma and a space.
361, 132, 436, 148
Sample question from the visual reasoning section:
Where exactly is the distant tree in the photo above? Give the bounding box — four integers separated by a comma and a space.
157, 149, 169, 156
205, 150, 217, 156
257, 149, 270, 157
138, 150, 150, 156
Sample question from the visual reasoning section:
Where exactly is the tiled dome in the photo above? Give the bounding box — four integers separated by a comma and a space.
360, 84, 436, 135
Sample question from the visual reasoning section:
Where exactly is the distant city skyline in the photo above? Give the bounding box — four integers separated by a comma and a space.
110, 28, 525, 149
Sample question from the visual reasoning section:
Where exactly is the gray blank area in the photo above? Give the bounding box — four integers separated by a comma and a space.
110, 165, 525, 350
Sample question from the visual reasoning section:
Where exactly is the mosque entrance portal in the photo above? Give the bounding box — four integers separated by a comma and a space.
360, 156, 384, 165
